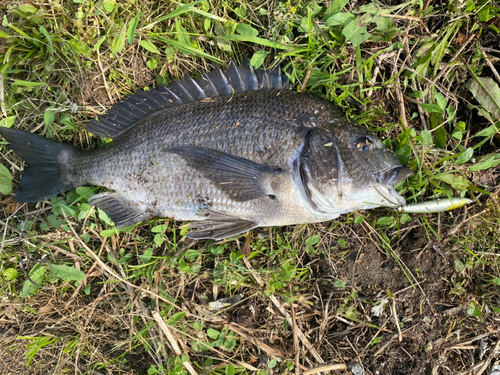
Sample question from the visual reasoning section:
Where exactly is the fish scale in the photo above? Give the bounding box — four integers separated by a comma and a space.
0, 61, 411, 240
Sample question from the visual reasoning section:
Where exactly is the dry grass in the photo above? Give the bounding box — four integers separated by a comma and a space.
1, 0, 500, 374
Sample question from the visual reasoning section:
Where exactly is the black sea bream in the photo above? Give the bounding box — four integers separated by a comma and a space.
0, 61, 412, 239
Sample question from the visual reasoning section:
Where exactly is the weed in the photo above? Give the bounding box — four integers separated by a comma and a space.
1, 0, 500, 374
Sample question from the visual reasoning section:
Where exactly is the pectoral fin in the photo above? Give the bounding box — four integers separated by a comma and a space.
88, 192, 145, 227
167, 146, 281, 202
187, 211, 258, 240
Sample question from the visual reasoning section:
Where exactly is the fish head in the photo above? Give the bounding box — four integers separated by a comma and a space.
300, 126, 412, 215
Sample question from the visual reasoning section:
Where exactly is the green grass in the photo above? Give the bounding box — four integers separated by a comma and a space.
1, 0, 500, 374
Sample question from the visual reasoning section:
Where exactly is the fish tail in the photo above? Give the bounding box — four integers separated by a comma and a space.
0, 127, 78, 202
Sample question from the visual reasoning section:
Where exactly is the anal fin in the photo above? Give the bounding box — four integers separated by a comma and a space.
88, 192, 145, 227
187, 211, 258, 240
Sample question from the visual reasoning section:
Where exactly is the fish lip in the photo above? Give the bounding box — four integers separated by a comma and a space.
376, 167, 413, 206
377, 166, 412, 187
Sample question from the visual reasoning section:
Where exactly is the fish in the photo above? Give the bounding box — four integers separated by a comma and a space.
0, 60, 412, 240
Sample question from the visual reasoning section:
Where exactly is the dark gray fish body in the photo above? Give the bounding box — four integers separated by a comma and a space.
0, 62, 411, 239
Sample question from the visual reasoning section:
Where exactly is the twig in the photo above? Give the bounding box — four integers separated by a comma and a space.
479, 45, 500, 84
390, 298, 403, 342
300, 67, 312, 93
301, 364, 347, 375
227, 323, 291, 362
152, 311, 198, 375
60, 210, 210, 321
428, 34, 475, 89
0, 73, 6, 117
242, 257, 324, 363
290, 291, 300, 374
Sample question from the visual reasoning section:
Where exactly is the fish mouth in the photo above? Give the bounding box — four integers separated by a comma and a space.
378, 166, 413, 187
376, 167, 413, 206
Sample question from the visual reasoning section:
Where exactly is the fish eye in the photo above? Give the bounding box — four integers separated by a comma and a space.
356, 137, 373, 153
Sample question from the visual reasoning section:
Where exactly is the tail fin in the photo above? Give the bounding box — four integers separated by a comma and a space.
0, 127, 77, 202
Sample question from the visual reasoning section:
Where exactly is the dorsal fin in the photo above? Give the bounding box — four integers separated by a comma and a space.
87, 60, 292, 139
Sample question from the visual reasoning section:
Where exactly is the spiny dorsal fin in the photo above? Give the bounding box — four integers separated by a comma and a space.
87, 60, 292, 139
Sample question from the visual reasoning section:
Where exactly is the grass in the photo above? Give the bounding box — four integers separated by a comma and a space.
1, 0, 500, 374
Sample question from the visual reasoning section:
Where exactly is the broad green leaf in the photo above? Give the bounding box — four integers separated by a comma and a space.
0, 164, 12, 195
75, 186, 94, 199
207, 328, 220, 339
102, 0, 116, 14
140, 248, 153, 264
111, 26, 127, 54
44, 109, 55, 126
326, 0, 349, 15
4, 268, 18, 281
224, 338, 236, 351
334, 279, 347, 288
305, 234, 321, 246
176, 21, 191, 47
18, 3, 38, 14
49, 264, 85, 281
469, 154, 500, 171
250, 50, 269, 69
146, 58, 158, 69
39, 26, 53, 51
128, 13, 141, 44
140, 39, 161, 54
234, 3, 247, 17
435, 93, 447, 110
421, 130, 433, 146
166, 312, 186, 326
354, 215, 364, 224
435, 173, 469, 191
0, 115, 16, 128
467, 76, 500, 119
153, 233, 163, 247
418, 103, 443, 113
97, 208, 114, 225
467, 301, 483, 317
430, 112, 447, 149
377, 216, 393, 226
18, 4, 38, 13
326, 12, 356, 26
151, 224, 168, 233
67, 39, 91, 56
474, 124, 499, 137
204, 18, 211, 33
94, 35, 106, 52
226, 364, 236, 375
342, 19, 370, 47
21, 265, 46, 297
400, 214, 412, 224
452, 121, 466, 140
77, 203, 92, 220
236, 23, 258, 37
47, 214, 64, 229
455, 147, 473, 164
100, 228, 118, 237
454, 259, 465, 272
